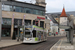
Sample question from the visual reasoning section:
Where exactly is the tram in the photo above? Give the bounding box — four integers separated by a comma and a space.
22, 25, 47, 43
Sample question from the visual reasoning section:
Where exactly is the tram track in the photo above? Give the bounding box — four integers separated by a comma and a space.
0, 36, 64, 50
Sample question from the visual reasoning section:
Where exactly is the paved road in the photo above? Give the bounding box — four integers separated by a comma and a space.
0, 36, 64, 50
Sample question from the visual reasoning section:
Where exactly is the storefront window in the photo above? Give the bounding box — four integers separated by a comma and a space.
2, 27, 11, 37
33, 20, 38, 26
40, 21, 44, 28
25, 20, 31, 26
14, 19, 22, 26
2, 18, 12, 25
13, 6, 23, 12
2, 5, 12, 11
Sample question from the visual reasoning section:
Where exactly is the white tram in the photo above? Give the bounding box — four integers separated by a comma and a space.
22, 25, 47, 43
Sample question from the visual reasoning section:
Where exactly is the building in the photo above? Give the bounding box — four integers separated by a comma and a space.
59, 7, 68, 35
45, 14, 58, 35
0, 0, 48, 39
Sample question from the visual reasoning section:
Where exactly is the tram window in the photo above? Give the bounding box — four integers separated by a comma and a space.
32, 30, 36, 37
25, 32, 31, 38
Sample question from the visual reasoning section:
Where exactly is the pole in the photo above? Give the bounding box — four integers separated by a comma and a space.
23, 15, 25, 38
0, 1, 2, 41
17, 20, 20, 41
71, 29, 73, 45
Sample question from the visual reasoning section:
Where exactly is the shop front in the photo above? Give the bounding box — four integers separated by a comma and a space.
14, 19, 22, 37
2, 18, 11, 38
2, 25, 11, 37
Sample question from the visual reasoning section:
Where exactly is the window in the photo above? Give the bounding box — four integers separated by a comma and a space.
40, 11, 43, 15
33, 9, 37, 14
24, 8, 26, 13
2, 4, 4, 10
33, 10, 39, 15
2, 5, 12, 11
45, 24, 46, 28
46, 16, 47, 19
33, 10, 44, 16
33, 20, 38, 26
13, 6, 23, 12
25, 8, 32, 13
25, 20, 31, 26
38, 11, 43, 15
42, 11, 45, 16
14, 19, 22, 26
40, 21, 44, 28
65, 18, 67, 20
25, 32, 32, 38
33, 9, 39, 15
33, 30, 36, 37
2, 18, 12, 25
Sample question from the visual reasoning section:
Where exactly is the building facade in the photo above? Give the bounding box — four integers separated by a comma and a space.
1, 0, 47, 39
59, 8, 68, 35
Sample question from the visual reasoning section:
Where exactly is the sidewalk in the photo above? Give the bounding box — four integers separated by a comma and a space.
0, 40, 22, 48
48, 34, 65, 37
50, 37, 75, 50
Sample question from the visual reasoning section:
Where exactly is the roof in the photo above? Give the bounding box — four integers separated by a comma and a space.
46, 11, 75, 16
60, 8, 67, 17
47, 15, 58, 24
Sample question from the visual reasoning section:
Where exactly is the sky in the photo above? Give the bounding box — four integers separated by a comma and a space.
17, 0, 75, 13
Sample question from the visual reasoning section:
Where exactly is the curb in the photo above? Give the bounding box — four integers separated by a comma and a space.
0, 43, 22, 49
50, 37, 65, 50
50, 40, 61, 50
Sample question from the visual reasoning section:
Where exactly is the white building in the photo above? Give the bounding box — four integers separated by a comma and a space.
59, 7, 68, 35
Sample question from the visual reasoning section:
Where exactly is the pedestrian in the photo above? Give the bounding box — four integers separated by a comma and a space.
54, 34, 55, 36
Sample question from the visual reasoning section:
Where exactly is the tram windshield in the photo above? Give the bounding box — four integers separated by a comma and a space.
25, 32, 32, 38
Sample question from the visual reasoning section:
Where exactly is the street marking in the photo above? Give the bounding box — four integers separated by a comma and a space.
57, 39, 63, 50
50, 40, 60, 50
50, 38, 64, 50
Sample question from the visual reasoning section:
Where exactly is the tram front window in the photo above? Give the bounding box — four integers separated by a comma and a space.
25, 32, 32, 38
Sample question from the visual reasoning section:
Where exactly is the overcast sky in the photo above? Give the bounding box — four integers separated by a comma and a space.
17, 0, 75, 13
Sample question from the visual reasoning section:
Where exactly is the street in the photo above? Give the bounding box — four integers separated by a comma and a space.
0, 36, 64, 50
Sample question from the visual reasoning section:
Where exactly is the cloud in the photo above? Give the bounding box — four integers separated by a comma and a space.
46, 0, 75, 13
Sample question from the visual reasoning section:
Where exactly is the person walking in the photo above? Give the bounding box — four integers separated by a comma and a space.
54, 34, 55, 36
